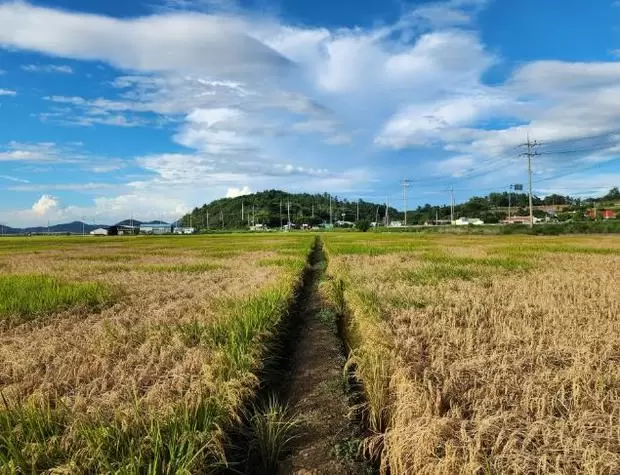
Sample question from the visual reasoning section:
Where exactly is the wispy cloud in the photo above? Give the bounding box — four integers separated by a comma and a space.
0, 88, 16, 96
21, 64, 73, 74
0, 174, 29, 183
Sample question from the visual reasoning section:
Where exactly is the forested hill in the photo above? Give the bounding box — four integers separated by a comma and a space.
179, 190, 398, 229
179, 187, 620, 229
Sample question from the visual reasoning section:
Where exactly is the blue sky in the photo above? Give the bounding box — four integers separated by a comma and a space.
1, 0, 620, 225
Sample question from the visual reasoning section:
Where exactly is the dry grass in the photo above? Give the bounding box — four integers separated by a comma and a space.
0, 234, 314, 472
325, 233, 620, 474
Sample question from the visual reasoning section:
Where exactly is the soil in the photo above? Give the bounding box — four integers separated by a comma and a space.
277, 240, 364, 475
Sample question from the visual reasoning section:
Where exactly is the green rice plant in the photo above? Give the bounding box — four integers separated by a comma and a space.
208, 287, 292, 382
176, 318, 210, 347
246, 394, 301, 472
257, 257, 305, 269
74, 397, 227, 474
0, 275, 115, 324
0, 396, 68, 473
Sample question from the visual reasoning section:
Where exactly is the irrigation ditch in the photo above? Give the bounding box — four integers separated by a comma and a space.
225, 236, 373, 474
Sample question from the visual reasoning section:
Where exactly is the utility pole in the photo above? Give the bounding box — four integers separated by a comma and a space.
386, 195, 390, 226
82, 216, 85, 236
401, 179, 410, 226
312, 203, 315, 219
252, 204, 255, 226
287, 199, 291, 229
206, 210, 209, 231
280, 200, 283, 230
520, 135, 539, 228
242, 201, 244, 222
356, 201, 360, 222
375, 206, 379, 226
450, 186, 455, 225
221, 210, 224, 229
508, 185, 512, 221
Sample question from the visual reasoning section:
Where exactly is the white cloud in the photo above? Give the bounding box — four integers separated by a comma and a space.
0, 2, 292, 75
0, 174, 29, 183
226, 186, 251, 198
0, 88, 16, 96
31, 194, 59, 215
1, 0, 618, 220
0, 142, 62, 162
21, 64, 73, 73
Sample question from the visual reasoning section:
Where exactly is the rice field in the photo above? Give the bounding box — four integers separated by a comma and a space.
0, 234, 314, 473
2, 232, 619, 474
324, 233, 620, 474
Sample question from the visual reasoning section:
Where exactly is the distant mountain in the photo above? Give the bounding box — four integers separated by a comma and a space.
115, 219, 143, 227
0, 221, 106, 235
0, 218, 176, 235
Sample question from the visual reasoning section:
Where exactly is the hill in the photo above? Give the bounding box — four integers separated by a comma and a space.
180, 187, 620, 229
179, 190, 399, 229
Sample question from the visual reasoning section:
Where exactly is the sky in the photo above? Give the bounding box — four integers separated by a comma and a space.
1, 0, 620, 225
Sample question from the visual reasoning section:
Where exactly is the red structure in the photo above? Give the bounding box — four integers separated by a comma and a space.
601, 210, 617, 220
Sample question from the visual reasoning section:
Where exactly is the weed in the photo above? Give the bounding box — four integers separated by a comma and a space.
246, 395, 301, 472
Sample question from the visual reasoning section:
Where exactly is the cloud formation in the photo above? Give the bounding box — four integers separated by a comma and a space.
21, 64, 73, 73
0, 0, 618, 225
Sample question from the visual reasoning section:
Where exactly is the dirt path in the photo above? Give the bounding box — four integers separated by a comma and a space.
278, 239, 363, 475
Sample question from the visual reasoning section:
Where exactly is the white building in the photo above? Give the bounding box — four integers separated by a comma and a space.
90, 228, 109, 236
174, 227, 195, 235
453, 217, 485, 226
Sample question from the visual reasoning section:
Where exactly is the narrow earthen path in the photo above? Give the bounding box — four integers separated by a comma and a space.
278, 239, 363, 475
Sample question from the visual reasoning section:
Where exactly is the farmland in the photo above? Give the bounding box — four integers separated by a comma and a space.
1, 232, 619, 474
0, 234, 314, 473
324, 233, 620, 474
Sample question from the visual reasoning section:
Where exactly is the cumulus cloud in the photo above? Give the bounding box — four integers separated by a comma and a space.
226, 186, 251, 198
31, 194, 59, 215
0, 0, 618, 224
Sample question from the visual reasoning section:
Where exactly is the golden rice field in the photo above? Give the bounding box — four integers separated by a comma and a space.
0, 234, 314, 474
2, 232, 619, 474
323, 233, 620, 474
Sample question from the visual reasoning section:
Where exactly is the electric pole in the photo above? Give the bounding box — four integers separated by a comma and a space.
450, 186, 455, 225
520, 135, 539, 228
386, 195, 390, 226
221, 210, 224, 229
401, 179, 410, 226
280, 200, 283, 230
356, 200, 359, 222
287, 199, 291, 229
206, 210, 209, 231
242, 201, 244, 222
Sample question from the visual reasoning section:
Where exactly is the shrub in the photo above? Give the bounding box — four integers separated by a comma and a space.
356, 220, 371, 232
